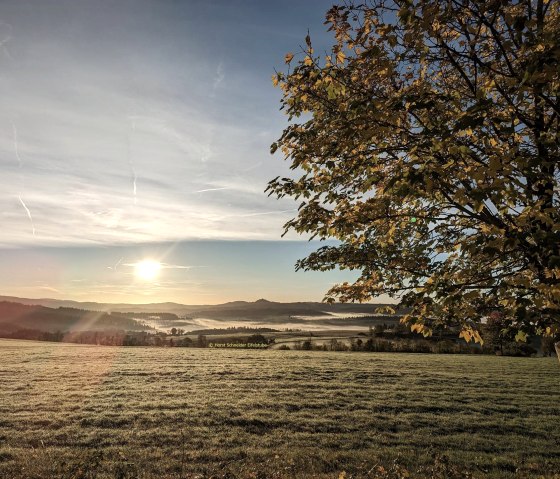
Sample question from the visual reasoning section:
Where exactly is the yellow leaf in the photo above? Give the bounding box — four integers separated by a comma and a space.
472, 330, 483, 345
304, 56, 313, 66
411, 323, 424, 334
459, 329, 472, 342
515, 331, 528, 342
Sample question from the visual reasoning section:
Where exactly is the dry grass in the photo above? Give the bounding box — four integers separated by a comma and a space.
0, 339, 558, 479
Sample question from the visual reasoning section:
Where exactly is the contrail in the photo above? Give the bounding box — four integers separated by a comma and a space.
107, 257, 123, 271
18, 196, 35, 236
128, 119, 138, 205
213, 208, 298, 221
12, 122, 22, 167
237, 208, 297, 218
13, 122, 36, 236
0, 23, 13, 59
196, 186, 230, 193
241, 161, 262, 172
211, 62, 224, 95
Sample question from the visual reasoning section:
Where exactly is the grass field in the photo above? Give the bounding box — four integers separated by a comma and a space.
0, 339, 558, 479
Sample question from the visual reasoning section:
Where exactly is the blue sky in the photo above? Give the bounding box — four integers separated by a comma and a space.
0, 0, 382, 304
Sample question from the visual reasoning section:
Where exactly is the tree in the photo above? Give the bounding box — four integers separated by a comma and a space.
268, 0, 559, 347
246, 334, 268, 344
197, 334, 207, 348
541, 333, 558, 356
482, 311, 515, 355
373, 324, 384, 337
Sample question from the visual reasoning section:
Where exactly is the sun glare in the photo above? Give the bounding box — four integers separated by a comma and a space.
135, 260, 161, 281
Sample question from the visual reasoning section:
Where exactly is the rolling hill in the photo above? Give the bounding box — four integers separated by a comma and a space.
0, 295, 404, 318
0, 301, 154, 333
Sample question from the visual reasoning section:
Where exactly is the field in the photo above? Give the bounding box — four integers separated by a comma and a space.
0, 340, 558, 479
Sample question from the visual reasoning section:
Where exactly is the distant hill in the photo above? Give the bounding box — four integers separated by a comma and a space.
0, 301, 154, 333
0, 295, 405, 319
184, 299, 403, 320
0, 295, 194, 315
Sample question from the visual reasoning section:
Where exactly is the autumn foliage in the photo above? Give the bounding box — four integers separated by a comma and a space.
268, 0, 559, 342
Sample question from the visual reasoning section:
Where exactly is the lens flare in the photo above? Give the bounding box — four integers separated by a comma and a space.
135, 260, 161, 281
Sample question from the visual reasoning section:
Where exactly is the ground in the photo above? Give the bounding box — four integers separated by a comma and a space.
0, 339, 558, 479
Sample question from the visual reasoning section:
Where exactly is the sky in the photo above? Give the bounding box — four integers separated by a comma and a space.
0, 0, 382, 304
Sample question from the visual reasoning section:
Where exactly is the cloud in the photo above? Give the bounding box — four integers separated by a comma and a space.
0, 22, 12, 59
38, 285, 62, 294
0, 111, 296, 246
160, 263, 199, 269
121, 261, 196, 270
0, 0, 300, 248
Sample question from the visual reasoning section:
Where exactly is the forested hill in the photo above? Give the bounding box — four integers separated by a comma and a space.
0, 295, 406, 318
0, 302, 156, 333
183, 299, 405, 319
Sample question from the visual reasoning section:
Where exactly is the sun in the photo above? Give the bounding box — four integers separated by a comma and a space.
135, 260, 161, 281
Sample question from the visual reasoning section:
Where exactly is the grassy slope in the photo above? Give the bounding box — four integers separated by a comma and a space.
0, 339, 558, 479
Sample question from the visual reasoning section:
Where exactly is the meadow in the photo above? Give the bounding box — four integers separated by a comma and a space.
0, 339, 558, 479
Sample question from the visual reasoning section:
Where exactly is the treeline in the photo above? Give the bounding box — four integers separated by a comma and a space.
3, 327, 551, 356
114, 311, 181, 321
3, 318, 555, 357
286, 337, 541, 356
283, 323, 549, 357
1, 329, 191, 347
1, 328, 150, 346
321, 314, 401, 321
288, 337, 481, 354
189, 326, 279, 335
0, 329, 273, 348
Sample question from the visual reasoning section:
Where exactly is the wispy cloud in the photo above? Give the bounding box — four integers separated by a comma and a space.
0, 22, 12, 59
11, 122, 22, 167
38, 285, 62, 294
127, 118, 138, 206
0, 0, 303, 248
210, 62, 224, 96
121, 261, 200, 270
161, 263, 198, 269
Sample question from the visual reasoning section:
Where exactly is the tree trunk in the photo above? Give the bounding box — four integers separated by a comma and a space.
555, 342, 560, 363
